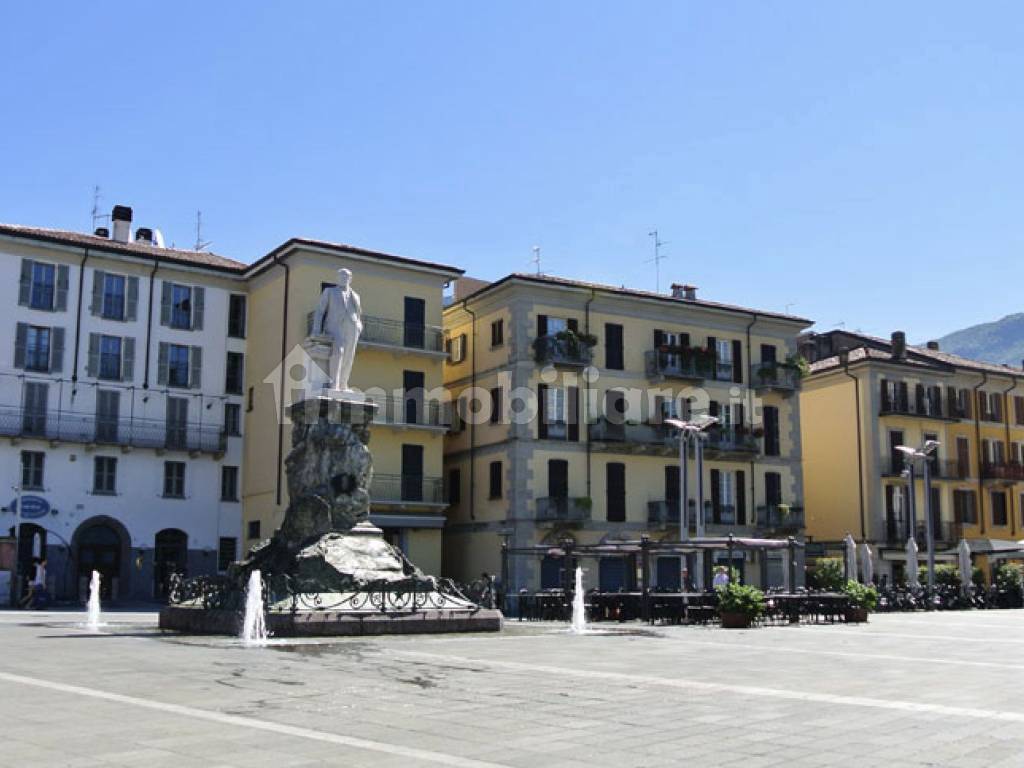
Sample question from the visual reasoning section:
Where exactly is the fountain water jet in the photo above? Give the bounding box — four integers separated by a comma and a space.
569, 566, 587, 634
241, 569, 269, 646
85, 570, 102, 631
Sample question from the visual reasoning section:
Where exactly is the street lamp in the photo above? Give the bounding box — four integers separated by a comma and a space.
896, 440, 940, 590
665, 414, 719, 590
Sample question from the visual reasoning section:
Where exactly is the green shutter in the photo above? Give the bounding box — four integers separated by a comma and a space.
157, 342, 169, 385
189, 346, 203, 389
50, 327, 65, 373
90, 270, 105, 316
192, 286, 205, 331
55, 265, 69, 311
160, 282, 172, 326
18, 260, 32, 306
14, 322, 27, 368
86, 333, 100, 377
126, 276, 139, 321
121, 337, 135, 382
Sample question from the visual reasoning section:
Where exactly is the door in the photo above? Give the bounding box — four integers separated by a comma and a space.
665, 465, 680, 522
401, 444, 424, 502
403, 297, 426, 349
656, 556, 681, 591
548, 459, 568, 499
22, 381, 48, 436
956, 437, 971, 478
599, 558, 626, 591
96, 390, 120, 443
541, 556, 564, 589
889, 430, 905, 474
77, 524, 121, 600
16, 523, 46, 600
154, 528, 188, 599
604, 390, 626, 440
166, 397, 188, 450
403, 370, 425, 425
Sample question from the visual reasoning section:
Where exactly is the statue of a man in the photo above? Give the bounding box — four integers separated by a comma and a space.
313, 268, 363, 392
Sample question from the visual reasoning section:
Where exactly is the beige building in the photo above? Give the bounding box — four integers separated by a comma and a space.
442, 274, 812, 593
240, 239, 461, 575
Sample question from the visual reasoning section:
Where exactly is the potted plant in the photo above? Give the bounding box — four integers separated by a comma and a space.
716, 581, 765, 629
842, 579, 878, 623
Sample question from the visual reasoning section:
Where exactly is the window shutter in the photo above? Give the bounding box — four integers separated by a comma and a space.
947, 386, 957, 416
55, 265, 69, 311
160, 282, 172, 326
50, 327, 64, 373
189, 346, 203, 389
567, 318, 579, 333
192, 286, 205, 330
87, 333, 100, 377
653, 329, 664, 347
157, 342, 169, 385
14, 323, 27, 368
915, 384, 925, 413
710, 469, 721, 519
732, 339, 743, 383
964, 390, 973, 419
122, 337, 135, 382
709, 400, 720, 417
538, 384, 548, 439
898, 382, 909, 411
736, 470, 746, 525
18, 260, 32, 306
736, 402, 745, 428
126, 276, 139, 321
880, 379, 889, 410
459, 333, 467, 362
707, 336, 717, 363
537, 314, 548, 337
90, 270, 105, 315
680, 332, 690, 348
568, 386, 579, 442
652, 395, 664, 424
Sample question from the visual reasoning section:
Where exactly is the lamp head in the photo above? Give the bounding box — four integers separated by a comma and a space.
923, 439, 940, 454
895, 445, 916, 457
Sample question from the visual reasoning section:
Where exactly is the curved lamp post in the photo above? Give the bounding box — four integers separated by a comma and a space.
896, 439, 940, 589
665, 414, 719, 590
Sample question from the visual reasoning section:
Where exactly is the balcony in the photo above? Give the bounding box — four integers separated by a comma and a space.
0, 405, 225, 455
647, 499, 681, 527
751, 362, 800, 394
370, 474, 446, 506
982, 462, 1024, 483
644, 350, 710, 382
533, 334, 594, 367
367, 396, 450, 431
881, 458, 970, 480
884, 514, 962, 547
703, 426, 760, 458
535, 496, 591, 523
588, 418, 674, 455
307, 313, 445, 356
879, 395, 949, 421
755, 504, 804, 532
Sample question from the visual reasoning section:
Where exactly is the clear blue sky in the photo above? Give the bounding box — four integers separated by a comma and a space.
2, 2, 1022, 341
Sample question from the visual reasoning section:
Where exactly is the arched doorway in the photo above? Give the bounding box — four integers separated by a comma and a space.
75, 521, 123, 600
16, 523, 46, 602
154, 529, 188, 599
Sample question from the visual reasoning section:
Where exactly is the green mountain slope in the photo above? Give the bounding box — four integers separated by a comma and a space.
937, 313, 1024, 366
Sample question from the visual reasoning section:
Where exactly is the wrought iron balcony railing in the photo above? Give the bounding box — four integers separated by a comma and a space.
588, 418, 673, 447
0, 405, 225, 454
751, 362, 801, 392
704, 426, 760, 455
644, 350, 710, 381
366, 396, 450, 429
884, 514, 962, 547
370, 474, 446, 505
982, 462, 1024, 482
533, 335, 593, 367
755, 504, 805, 531
307, 313, 444, 352
647, 499, 681, 526
535, 496, 592, 522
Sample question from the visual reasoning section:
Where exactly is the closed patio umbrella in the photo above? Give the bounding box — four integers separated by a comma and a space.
958, 539, 972, 595
861, 542, 874, 585
906, 538, 920, 587
844, 534, 858, 583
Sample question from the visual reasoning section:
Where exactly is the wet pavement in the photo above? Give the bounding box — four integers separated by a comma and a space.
1, 608, 1023, 766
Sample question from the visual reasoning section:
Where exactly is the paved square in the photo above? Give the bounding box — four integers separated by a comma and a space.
1, 609, 1023, 767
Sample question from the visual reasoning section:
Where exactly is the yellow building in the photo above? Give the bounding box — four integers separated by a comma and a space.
240, 239, 462, 575
800, 330, 1024, 583
443, 274, 812, 592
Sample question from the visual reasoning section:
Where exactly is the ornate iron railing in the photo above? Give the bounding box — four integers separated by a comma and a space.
533, 335, 593, 366
644, 350, 710, 381
370, 473, 446, 504
536, 496, 592, 522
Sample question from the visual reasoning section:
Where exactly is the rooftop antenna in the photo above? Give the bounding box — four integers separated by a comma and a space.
647, 230, 668, 292
531, 245, 542, 275
194, 210, 211, 251
784, 301, 796, 314
90, 186, 109, 230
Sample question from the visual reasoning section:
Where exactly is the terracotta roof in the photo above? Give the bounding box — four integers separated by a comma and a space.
450, 272, 813, 325
0, 223, 248, 273
247, 237, 463, 278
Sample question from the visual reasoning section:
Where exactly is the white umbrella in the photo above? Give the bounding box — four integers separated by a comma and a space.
958, 539, 972, 594
32, 532, 41, 558
861, 542, 874, 585
844, 534, 858, 583
906, 538, 920, 587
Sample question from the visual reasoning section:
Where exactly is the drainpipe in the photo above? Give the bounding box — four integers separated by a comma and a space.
584, 289, 596, 500
973, 372, 988, 535
274, 255, 290, 506
842, 356, 866, 540
71, 247, 91, 397
464, 304, 477, 520
143, 256, 161, 389
1001, 378, 1016, 537
745, 313, 758, 528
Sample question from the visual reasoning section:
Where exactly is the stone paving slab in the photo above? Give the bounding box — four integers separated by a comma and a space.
1, 609, 1023, 766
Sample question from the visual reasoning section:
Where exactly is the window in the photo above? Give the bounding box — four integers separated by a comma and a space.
166, 344, 191, 388
16, 324, 61, 373
96, 390, 120, 443
715, 339, 733, 380
171, 284, 192, 329
221, 466, 239, 501
102, 273, 126, 320
225, 352, 244, 395
605, 323, 624, 370
22, 382, 48, 435
93, 456, 117, 494
448, 468, 461, 505
763, 406, 780, 456
218, 537, 237, 572
606, 462, 626, 522
1016, 396, 1024, 426
990, 393, 1004, 423
489, 461, 502, 499
490, 319, 504, 347
247, 520, 261, 540
765, 472, 783, 506
228, 294, 247, 338
953, 489, 978, 524
29, 261, 55, 310
99, 335, 122, 380
166, 397, 188, 449
992, 491, 1008, 527
489, 387, 502, 424
23, 326, 51, 372
446, 333, 466, 363
21, 451, 44, 490
224, 403, 241, 436
163, 461, 186, 498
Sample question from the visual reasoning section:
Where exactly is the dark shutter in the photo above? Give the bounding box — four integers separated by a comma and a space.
538, 383, 548, 439
653, 329, 664, 347
947, 386, 958, 416
14, 323, 27, 368
707, 336, 716, 358
157, 342, 169, 385
732, 339, 743, 383
55, 265, 69, 311
606, 463, 626, 522
736, 470, 746, 525
192, 286, 205, 331
160, 282, 172, 326
548, 459, 568, 498
709, 400, 720, 418
86, 333, 100, 377
189, 346, 203, 389
898, 382, 909, 412
567, 386, 579, 442
880, 379, 889, 410
537, 314, 548, 337
90, 270, 105, 316
764, 406, 780, 456
50, 328, 64, 373
665, 465, 680, 505
567, 318, 578, 333
680, 332, 690, 348
122, 337, 135, 382
915, 384, 925, 414
710, 469, 721, 523
18, 260, 32, 306
489, 461, 502, 498
126, 276, 139, 321
964, 390, 973, 419
605, 323, 623, 370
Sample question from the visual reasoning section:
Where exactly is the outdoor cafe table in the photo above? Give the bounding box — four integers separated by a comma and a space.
766, 592, 849, 623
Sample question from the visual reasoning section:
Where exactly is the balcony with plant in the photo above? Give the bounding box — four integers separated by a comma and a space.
533, 329, 597, 367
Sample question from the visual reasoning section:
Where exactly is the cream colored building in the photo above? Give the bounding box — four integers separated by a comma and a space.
240, 239, 462, 575
443, 274, 812, 592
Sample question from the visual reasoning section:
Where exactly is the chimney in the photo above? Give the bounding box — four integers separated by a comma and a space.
111, 205, 133, 243
891, 331, 907, 360
926, 341, 940, 351
135, 227, 153, 244
671, 283, 697, 300
93, 226, 109, 238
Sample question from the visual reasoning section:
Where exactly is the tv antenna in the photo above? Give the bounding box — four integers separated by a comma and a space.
531, 245, 542, 275
784, 301, 797, 314
647, 230, 668, 292
91, 186, 109, 230
194, 210, 212, 251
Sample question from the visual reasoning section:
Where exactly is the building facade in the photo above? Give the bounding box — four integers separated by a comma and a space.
0, 210, 248, 602
240, 239, 462, 576
800, 330, 1024, 583
442, 274, 812, 593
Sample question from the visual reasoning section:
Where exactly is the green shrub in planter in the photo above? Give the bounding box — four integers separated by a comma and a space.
842, 579, 878, 611
716, 582, 765, 621
919, 563, 961, 587
808, 558, 845, 592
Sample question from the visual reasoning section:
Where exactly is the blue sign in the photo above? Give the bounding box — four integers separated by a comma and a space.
12, 496, 50, 520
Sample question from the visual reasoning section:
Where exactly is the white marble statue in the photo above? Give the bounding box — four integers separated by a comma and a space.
313, 268, 363, 392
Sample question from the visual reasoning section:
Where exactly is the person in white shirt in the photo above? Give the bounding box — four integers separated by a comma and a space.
712, 566, 730, 589
19, 557, 47, 609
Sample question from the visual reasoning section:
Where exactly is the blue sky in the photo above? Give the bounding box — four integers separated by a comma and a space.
2, 2, 1022, 341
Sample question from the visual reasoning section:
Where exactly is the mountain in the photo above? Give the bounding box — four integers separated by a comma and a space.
936, 313, 1024, 367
